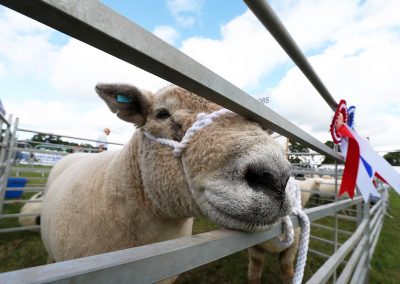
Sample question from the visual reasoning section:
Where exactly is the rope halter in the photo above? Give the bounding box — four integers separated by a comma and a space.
144, 108, 233, 157
279, 177, 310, 284
144, 108, 309, 284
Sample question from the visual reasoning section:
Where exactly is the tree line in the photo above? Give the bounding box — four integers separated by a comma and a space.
27, 134, 95, 153
289, 140, 399, 166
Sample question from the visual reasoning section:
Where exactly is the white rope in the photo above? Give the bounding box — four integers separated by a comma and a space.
277, 177, 310, 284
173, 108, 232, 156
143, 131, 181, 149
144, 108, 233, 156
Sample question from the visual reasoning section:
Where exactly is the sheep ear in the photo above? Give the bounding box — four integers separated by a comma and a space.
95, 83, 152, 126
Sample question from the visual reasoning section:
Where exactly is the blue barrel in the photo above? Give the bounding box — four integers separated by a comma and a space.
5, 177, 27, 198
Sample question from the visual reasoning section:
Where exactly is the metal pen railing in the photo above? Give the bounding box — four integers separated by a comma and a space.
0, 0, 389, 283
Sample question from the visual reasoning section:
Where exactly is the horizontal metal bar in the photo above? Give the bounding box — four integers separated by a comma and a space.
11, 176, 47, 180
3, 199, 42, 204
0, 212, 41, 219
369, 207, 383, 232
293, 170, 344, 177
354, 267, 368, 284
369, 198, 383, 216
333, 214, 357, 222
0, 112, 11, 126
369, 213, 383, 244
301, 189, 337, 197
307, 219, 368, 284
0, 197, 362, 282
311, 223, 353, 236
10, 178, 47, 184
341, 208, 357, 213
17, 128, 123, 146
310, 235, 342, 247
11, 167, 51, 173
308, 248, 331, 259
313, 196, 335, 202
0, 0, 342, 160
14, 148, 69, 156
288, 152, 325, 156
243, 0, 337, 110
6, 187, 44, 192
305, 196, 363, 222
369, 223, 383, 259
0, 223, 299, 284
0, 225, 40, 233
349, 251, 368, 284
337, 235, 368, 284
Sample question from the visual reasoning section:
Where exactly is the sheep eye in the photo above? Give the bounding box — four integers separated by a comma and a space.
156, 109, 171, 119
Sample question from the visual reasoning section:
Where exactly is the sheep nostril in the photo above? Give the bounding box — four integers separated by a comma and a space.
245, 167, 283, 197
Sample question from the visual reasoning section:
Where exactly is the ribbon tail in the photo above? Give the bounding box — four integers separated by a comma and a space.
337, 125, 359, 199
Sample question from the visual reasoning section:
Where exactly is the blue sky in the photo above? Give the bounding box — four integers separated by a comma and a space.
102, 0, 248, 40
0, 0, 399, 152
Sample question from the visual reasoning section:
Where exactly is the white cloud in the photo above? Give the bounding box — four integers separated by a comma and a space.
153, 25, 180, 45
0, 62, 6, 77
176, 15, 195, 28
180, 10, 287, 89
0, 7, 59, 79
0, 7, 168, 146
268, 0, 400, 150
1, 1, 400, 153
49, 39, 168, 102
272, 0, 358, 50
178, 0, 400, 151
167, 0, 204, 14
167, 0, 204, 28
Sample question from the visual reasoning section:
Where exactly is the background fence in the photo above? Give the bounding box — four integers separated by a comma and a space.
0, 119, 123, 233
0, 0, 390, 283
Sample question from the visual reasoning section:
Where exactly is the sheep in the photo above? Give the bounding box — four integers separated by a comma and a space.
18, 192, 43, 230
41, 83, 292, 283
247, 178, 321, 284
314, 177, 341, 195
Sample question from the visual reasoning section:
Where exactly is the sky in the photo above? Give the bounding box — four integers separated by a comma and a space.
0, 0, 399, 152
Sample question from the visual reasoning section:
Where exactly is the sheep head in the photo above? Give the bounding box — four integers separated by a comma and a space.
96, 83, 292, 232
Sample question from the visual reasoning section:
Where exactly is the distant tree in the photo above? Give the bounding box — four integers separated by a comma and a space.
30, 133, 46, 144
384, 151, 400, 166
28, 134, 95, 153
288, 140, 310, 164
321, 141, 341, 164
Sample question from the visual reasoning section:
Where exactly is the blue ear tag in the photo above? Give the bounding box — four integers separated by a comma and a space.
116, 94, 133, 104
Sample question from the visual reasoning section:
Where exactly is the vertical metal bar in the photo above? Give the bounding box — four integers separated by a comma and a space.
333, 144, 339, 283
356, 201, 363, 225
0, 115, 14, 214
362, 197, 371, 283
0, 116, 11, 173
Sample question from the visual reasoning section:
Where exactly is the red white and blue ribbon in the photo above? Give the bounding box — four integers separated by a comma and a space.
330, 101, 400, 201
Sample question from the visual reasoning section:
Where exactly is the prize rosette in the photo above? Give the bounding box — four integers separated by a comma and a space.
330, 100, 348, 144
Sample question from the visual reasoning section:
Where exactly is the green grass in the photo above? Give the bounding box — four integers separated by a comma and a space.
1, 190, 399, 283
0, 167, 49, 272
370, 192, 400, 284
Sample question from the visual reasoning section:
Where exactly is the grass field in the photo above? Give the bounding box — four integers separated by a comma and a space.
1, 184, 399, 282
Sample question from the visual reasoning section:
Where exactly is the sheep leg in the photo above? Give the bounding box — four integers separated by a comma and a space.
279, 231, 300, 284
247, 245, 265, 284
